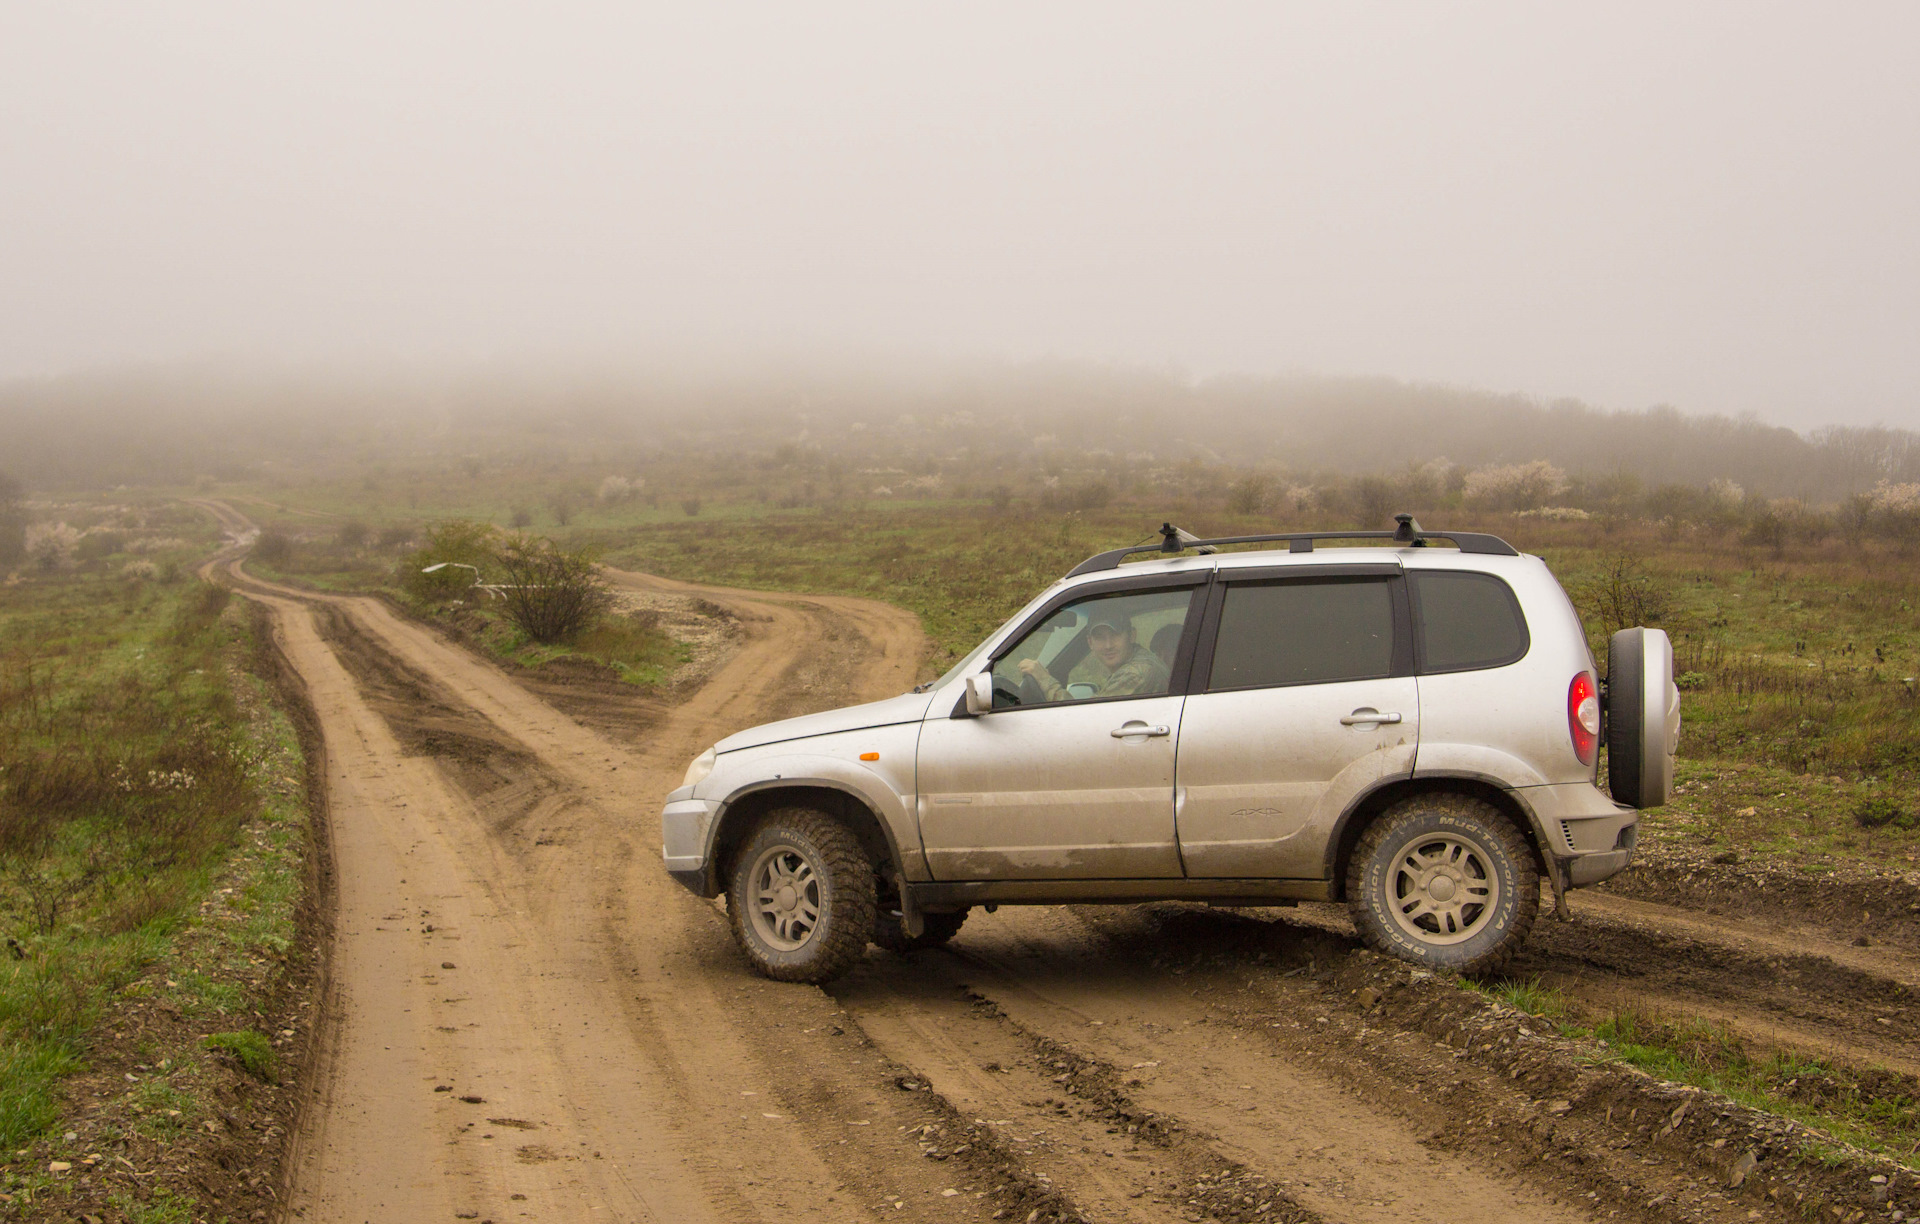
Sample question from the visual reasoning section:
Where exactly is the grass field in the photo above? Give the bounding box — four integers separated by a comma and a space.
0, 503, 314, 1209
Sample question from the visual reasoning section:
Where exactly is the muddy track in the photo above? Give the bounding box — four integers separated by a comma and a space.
185, 500, 1920, 1224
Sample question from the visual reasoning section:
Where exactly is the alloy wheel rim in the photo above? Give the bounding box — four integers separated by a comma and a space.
748, 843, 823, 951
1385, 831, 1499, 945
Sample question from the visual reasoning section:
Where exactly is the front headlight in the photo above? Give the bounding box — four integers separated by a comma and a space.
682, 746, 717, 790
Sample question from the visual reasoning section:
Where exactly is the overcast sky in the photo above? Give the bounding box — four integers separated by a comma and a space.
4, 3, 1916, 428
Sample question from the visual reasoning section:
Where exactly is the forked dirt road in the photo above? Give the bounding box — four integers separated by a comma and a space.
191, 501, 1919, 1224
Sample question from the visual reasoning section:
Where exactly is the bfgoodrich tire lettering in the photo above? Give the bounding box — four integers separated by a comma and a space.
726, 807, 876, 984
1346, 793, 1539, 975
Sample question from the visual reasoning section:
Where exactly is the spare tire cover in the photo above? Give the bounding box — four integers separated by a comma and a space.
1607, 627, 1681, 808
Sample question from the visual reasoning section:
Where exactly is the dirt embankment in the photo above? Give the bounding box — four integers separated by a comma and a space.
184, 498, 1920, 1224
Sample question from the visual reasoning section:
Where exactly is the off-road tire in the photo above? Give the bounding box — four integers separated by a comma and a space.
726, 808, 876, 984
872, 908, 970, 954
1346, 793, 1539, 976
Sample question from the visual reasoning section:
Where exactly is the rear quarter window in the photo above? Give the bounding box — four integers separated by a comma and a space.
1412, 571, 1529, 673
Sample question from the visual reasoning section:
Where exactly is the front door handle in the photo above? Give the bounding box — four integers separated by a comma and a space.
1340, 709, 1404, 726
1111, 722, 1172, 739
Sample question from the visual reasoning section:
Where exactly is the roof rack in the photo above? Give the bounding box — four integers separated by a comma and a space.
1065, 514, 1519, 577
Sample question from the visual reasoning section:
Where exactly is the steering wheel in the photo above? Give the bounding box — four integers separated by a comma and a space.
1016, 671, 1047, 706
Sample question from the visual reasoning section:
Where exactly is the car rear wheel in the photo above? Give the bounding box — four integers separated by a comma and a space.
1347, 794, 1538, 975
726, 808, 876, 983
872, 907, 970, 953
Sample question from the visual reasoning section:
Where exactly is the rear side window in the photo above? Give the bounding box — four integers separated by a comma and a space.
1412, 571, 1529, 672
1209, 579, 1395, 690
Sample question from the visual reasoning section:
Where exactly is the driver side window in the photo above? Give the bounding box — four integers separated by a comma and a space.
989, 587, 1195, 709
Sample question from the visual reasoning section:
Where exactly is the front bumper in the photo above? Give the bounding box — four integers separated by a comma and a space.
1566, 847, 1633, 887
661, 795, 720, 889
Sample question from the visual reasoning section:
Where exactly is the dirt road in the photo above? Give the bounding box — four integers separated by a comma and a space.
190, 501, 1918, 1224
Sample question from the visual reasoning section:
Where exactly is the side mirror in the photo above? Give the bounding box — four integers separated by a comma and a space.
964, 672, 993, 716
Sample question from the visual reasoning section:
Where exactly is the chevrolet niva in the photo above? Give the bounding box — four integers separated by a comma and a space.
663, 517, 1680, 981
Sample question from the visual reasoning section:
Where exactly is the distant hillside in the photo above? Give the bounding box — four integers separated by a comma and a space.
1, 361, 1914, 501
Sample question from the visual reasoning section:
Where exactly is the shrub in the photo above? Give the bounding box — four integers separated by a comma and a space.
1853, 796, 1915, 831
252, 531, 292, 565
25, 522, 80, 571
0, 472, 23, 566
681, 497, 703, 517
492, 535, 612, 645
204, 1030, 276, 1081
336, 520, 370, 549
376, 524, 414, 550
597, 475, 635, 502
1225, 475, 1273, 515
403, 520, 501, 604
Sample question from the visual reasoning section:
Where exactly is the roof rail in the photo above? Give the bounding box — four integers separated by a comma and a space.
1065, 514, 1519, 577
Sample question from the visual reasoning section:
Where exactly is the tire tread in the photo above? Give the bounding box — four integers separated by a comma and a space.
726, 807, 876, 984
1345, 793, 1539, 976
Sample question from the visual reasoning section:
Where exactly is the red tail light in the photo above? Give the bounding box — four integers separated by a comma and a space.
1568, 671, 1599, 767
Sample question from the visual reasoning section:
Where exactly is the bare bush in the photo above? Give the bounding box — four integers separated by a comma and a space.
337, 519, 370, 548
1572, 551, 1669, 642
492, 536, 612, 645
681, 497, 703, 517
1225, 474, 1273, 515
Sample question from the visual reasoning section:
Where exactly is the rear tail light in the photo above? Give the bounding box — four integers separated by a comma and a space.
1568, 671, 1599, 767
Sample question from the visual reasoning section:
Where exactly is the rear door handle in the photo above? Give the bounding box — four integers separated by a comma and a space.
1111, 722, 1172, 739
1340, 709, 1403, 726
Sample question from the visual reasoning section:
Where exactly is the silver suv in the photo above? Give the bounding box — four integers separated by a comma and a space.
662, 518, 1680, 981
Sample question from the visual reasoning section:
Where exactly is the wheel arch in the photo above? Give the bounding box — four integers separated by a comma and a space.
709, 781, 900, 894
1326, 773, 1549, 901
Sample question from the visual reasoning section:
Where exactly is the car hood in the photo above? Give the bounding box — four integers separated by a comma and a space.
715, 690, 935, 754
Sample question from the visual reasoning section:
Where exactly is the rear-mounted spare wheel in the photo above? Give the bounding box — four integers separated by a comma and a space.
1607, 627, 1681, 808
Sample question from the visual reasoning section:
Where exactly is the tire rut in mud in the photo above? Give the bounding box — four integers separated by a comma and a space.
1511, 909, 1920, 1075
309, 602, 569, 839
1035, 902, 1920, 1223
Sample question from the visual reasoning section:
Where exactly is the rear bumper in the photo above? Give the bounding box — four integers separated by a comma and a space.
1513, 781, 1638, 889
1565, 847, 1633, 887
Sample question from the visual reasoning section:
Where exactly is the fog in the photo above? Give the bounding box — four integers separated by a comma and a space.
4, 3, 1917, 428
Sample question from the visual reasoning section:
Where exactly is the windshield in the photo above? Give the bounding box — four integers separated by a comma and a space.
916, 586, 1066, 692
918, 636, 996, 693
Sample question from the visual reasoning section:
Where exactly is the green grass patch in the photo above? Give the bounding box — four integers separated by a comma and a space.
203, 1030, 275, 1081
1583, 1010, 1920, 1164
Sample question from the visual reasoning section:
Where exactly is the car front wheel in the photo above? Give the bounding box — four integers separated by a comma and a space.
1346, 794, 1538, 975
726, 808, 876, 983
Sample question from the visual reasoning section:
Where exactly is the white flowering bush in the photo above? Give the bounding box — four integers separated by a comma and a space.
1516, 506, 1592, 521
122, 559, 160, 580
1867, 481, 1920, 514
1708, 478, 1745, 508
25, 521, 81, 571
597, 475, 637, 502
1462, 461, 1567, 511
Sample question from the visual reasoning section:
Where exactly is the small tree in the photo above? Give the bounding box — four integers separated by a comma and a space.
0, 472, 25, 566
403, 519, 501, 603
492, 535, 612, 645
681, 497, 703, 517
337, 520, 370, 549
